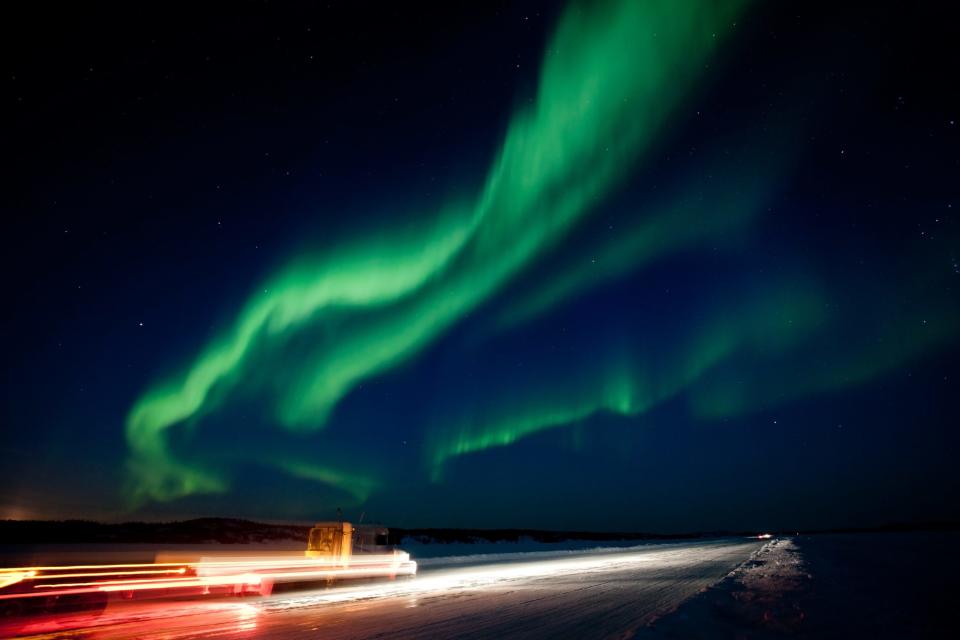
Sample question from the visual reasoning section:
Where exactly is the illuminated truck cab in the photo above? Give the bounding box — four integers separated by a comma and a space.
303, 522, 413, 583
306, 522, 394, 560
306, 521, 353, 562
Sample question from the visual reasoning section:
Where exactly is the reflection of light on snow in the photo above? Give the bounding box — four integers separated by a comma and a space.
1, 601, 262, 639
230, 603, 259, 633
142, 603, 260, 640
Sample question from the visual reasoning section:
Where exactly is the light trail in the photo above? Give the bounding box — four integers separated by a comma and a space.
1, 547, 642, 602
265, 548, 660, 610
0, 553, 410, 572
0, 571, 35, 590
30, 562, 417, 590
0, 552, 416, 602
26, 569, 188, 580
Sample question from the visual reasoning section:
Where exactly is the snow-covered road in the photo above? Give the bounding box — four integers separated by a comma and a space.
8, 539, 763, 639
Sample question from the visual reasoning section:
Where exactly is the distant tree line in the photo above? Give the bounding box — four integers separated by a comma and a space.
1, 518, 956, 546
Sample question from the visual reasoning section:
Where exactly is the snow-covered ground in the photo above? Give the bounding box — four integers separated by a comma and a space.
6, 532, 956, 638
642, 532, 958, 639
640, 537, 809, 638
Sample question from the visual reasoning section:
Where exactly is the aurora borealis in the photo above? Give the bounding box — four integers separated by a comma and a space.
3, 0, 959, 531
125, 0, 753, 504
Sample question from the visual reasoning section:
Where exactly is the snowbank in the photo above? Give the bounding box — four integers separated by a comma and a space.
640, 537, 810, 638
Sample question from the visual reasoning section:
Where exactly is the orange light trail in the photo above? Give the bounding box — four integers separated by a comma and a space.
0, 561, 193, 572
26, 568, 188, 580
36, 559, 416, 590
0, 554, 409, 573
0, 571, 35, 590
0, 552, 416, 602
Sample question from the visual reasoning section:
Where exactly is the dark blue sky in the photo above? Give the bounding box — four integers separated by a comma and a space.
2, 1, 958, 532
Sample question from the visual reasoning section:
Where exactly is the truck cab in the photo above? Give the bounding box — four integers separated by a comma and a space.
305, 522, 393, 560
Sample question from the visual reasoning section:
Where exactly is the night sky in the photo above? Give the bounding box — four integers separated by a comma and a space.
3, 1, 958, 532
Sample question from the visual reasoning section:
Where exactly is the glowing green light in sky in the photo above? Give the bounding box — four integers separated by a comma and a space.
126, 0, 751, 503
689, 268, 960, 421
494, 142, 787, 332
279, 460, 379, 504
429, 283, 827, 476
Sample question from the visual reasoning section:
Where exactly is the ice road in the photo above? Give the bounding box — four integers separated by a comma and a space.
8, 539, 762, 639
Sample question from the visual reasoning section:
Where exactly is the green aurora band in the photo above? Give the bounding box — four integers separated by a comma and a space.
125, 0, 753, 504
429, 282, 828, 476
688, 264, 960, 421
492, 140, 788, 332
431, 277, 960, 478
431, 260, 960, 478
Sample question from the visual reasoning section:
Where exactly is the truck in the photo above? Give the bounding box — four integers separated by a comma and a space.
306, 521, 392, 560
0, 521, 416, 620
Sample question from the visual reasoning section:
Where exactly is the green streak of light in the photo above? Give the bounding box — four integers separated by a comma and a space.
429, 284, 826, 476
